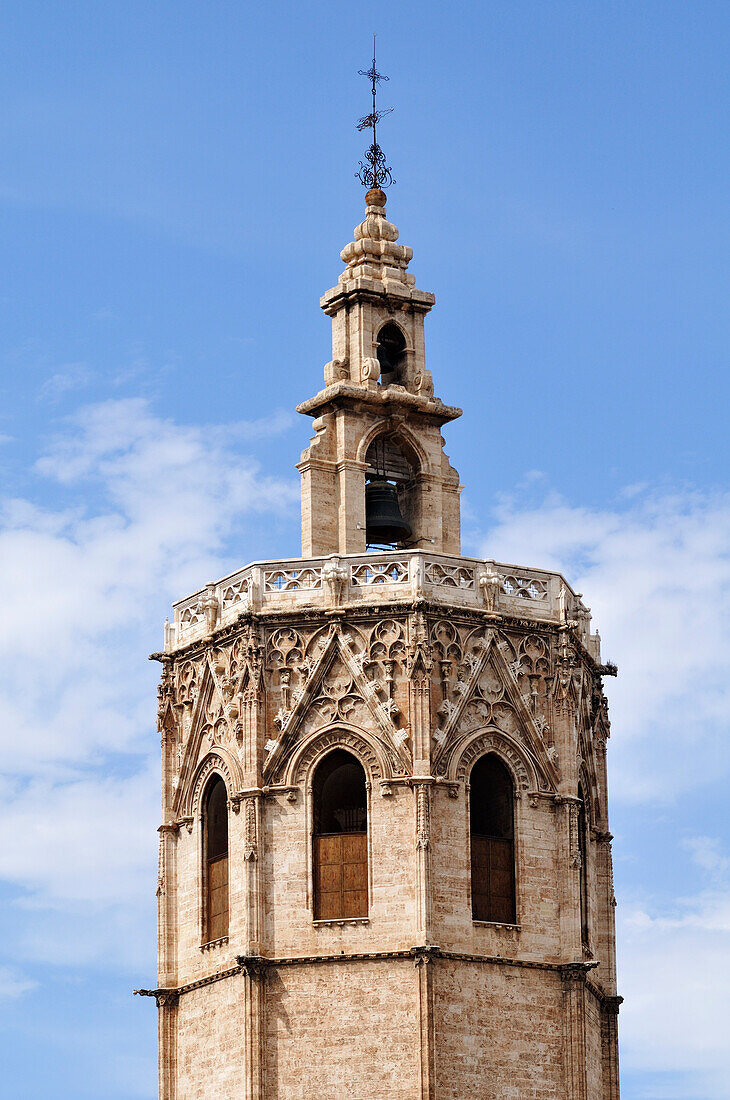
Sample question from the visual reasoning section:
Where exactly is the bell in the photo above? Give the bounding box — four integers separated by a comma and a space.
365, 479, 412, 546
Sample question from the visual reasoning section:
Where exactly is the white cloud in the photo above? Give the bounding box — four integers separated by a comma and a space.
480, 487, 730, 801
0, 398, 298, 968
618, 850, 730, 1098
38, 363, 94, 401
0, 965, 37, 999
479, 486, 730, 1096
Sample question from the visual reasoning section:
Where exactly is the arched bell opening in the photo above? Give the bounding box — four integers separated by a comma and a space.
376, 323, 407, 387
203, 775, 229, 943
469, 753, 516, 925
364, 434, 417, 549
313, 749, 368, 920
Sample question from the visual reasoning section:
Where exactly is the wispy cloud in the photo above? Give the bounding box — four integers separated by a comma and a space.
38, 363, 94, 401
478, 485, 730, 1095
0, 965, 37, 1000
480, 486, 730, 802
618, 840, 730, 1097
0, 397, 298, 971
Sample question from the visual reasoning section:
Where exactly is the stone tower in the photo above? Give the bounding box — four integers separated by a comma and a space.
142, 187, 621, 1099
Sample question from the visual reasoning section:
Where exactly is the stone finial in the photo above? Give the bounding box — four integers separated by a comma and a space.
339, 195, 415, 290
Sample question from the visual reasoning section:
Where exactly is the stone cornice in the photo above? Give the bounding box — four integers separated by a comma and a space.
296, 381, 462, 424
135, 950, 619, 1005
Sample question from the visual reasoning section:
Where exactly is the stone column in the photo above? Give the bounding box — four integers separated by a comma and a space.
242, 794, 263, 956
412, 947, 437, 1100
157, 825, 178, 989
157, 991, 179, 1100
413, 780, 433, 943
236, 957, 267, 1100
601, 996, 622, 1100
561, 963, 588, 1100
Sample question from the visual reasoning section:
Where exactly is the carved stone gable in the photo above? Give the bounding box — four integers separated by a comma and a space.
264, 623, 411, 783
433, 627, 559, 792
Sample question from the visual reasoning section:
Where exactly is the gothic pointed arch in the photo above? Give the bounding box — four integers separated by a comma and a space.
280, 722, 398, 789
469, 752, 517, 924
185, 748, 243, 819
202, 772, 229, 943
312, 747, 369, 919
356, 419, 430, 477
449, 727, 537, 795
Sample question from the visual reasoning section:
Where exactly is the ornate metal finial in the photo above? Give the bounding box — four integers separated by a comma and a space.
356, 36, 395, 190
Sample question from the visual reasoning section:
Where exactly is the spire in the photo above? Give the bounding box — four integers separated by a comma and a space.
294, 53, 462, 559
356, 37, 395, 193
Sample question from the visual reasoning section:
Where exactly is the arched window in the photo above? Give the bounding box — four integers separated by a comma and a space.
204, 775, 229, 942
578, 783, 589, 947
313, 749, 368, 920
470, 754, 516, 924
376, 323, 406, 386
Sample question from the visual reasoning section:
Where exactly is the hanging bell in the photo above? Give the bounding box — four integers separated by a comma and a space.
365, 479, 412, 546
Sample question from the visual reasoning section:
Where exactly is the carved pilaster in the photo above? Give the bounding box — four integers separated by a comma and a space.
561, 963, 589, 1100
241, 794, 264, 956
601, 996, 622, 1100
407, 628, 432, 773
556, 797, 583, 958
411, 946, 439, 1100
157, 824, 178, 989
236, 956, 268, 1100
412, 781, 433, 943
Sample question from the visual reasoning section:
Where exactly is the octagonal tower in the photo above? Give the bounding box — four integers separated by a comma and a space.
142, 188, 621, 1100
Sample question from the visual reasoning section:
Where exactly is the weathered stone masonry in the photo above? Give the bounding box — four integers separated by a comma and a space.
139, 188, 621, 1099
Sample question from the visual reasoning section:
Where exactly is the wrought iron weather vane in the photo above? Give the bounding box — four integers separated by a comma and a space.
356, 38, 395, 189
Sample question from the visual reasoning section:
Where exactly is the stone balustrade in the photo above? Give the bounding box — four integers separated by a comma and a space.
164, 551, 599, 659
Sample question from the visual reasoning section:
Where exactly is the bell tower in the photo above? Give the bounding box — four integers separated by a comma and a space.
297, 184, 462, 557
140, 53, 621, 1100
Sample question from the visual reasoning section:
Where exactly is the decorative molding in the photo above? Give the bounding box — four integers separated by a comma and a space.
289, 726, 385, 786
187, 749, 243, 819
200, 936, 229, 952
450, 729, 534, 794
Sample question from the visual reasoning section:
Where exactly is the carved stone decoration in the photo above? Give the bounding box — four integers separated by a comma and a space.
360, 356, 380, 383
432, 627, 556, 792
511, 634, 551, 715
450, 730, 534, 794
407, 610, 433, 679
185, 749, 243, 819
265, 623, 411, 783
288, 727, 388, 786
156, 832, 166, 897
367, 618, 408, 679
568, 801, 582, 868
477, 567, 502, 612
203, 584, 220, 633
322, 557, 349, 606
243, 796, 258, 862
415, 783, 430, 850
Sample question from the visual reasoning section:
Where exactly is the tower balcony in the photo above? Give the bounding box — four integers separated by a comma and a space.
165, 550, 600, 662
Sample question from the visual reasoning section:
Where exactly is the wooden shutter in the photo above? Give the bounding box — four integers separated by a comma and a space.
471, 835, 515, 924
314, 833, 368, 920
207, 853, 229, 941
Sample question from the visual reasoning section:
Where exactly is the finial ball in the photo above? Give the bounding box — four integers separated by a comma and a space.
365, 187, 387, 208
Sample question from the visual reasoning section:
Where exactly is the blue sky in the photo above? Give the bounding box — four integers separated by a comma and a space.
1, 2, 729, 1096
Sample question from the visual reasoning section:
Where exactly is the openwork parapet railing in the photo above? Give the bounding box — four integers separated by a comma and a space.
166, 551, 597, 657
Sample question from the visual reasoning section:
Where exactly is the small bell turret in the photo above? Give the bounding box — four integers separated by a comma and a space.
365, 479, 412, 547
